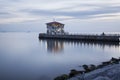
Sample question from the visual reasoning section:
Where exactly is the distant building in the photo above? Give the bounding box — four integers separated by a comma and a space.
46, 21, 65, 35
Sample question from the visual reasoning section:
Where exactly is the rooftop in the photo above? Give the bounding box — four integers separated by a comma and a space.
46, 21, 64, 25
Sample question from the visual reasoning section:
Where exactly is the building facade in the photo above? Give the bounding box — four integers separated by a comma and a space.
46, 21, 65, 35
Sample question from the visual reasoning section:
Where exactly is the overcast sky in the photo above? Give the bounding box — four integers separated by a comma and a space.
0, 0, 120, 32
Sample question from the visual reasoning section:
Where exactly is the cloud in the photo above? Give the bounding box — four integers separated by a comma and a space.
20, 5, 120, 21
0, 0, 120, 24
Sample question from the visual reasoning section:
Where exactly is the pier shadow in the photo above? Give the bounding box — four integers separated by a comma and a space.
39, 39, 120, 53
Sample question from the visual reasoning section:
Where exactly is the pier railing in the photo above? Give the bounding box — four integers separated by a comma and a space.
39, 33, 120, 42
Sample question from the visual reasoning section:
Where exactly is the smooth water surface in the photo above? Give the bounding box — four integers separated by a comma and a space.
0, 32, 120, 80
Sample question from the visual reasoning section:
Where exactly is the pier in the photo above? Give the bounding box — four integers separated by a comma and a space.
39, 21, 120, 42
39, 33, 120, 42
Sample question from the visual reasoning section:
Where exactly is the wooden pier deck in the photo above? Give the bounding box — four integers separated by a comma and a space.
39, 33, 120, 42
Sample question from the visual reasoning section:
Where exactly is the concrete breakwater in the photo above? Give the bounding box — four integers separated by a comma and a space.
39, 33, 120, 42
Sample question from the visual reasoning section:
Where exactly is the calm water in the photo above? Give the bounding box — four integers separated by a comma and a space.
0, 32, 120, 80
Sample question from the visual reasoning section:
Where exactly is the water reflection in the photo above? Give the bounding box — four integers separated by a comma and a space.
39, 39, 64, 53
47, 39, 64, 53
39, 39, 120, 53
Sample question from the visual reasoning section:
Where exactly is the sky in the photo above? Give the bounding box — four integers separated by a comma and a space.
0, 0, 120, 33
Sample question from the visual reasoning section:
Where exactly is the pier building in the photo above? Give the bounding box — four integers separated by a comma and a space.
46, 21, 65, 35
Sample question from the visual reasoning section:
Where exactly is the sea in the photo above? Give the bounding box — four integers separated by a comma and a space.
0, 32, 120, 80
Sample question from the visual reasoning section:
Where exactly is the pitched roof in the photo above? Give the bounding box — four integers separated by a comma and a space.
46, 21, 64, 25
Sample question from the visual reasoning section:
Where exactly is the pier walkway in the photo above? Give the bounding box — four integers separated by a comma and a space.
39, 33, 120, 42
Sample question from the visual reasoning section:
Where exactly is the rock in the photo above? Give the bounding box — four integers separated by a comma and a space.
69, 69, 84, 78
82, 65, 91, 73
102, 61, 111, 66
119, 57, 120, 61
96, 64, 104, 69
54, 74, 69, 80
89, 64, 96, 71
96, 57, 120, 69
93, 76, 111, 80
110, 57, 119, 64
